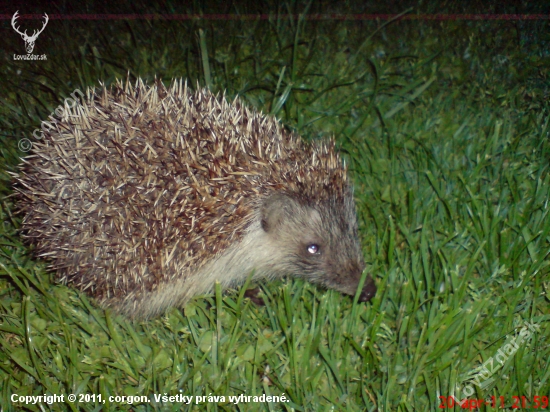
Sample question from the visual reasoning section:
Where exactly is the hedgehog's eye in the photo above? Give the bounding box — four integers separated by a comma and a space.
307, 244, 320, 255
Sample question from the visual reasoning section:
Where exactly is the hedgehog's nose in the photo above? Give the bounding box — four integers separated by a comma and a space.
358, 275, 376, 302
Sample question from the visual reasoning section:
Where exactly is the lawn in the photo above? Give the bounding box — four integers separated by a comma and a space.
0, 1, 549, 411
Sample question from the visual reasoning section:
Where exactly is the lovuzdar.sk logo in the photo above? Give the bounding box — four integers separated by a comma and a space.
12, 10, 49, 60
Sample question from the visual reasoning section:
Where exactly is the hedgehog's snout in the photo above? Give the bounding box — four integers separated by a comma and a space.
358, 275, 377, 302
350, 253, 375, 302
343, 264, 377, 303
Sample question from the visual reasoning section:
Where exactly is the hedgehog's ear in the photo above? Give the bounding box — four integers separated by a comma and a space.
261, 193, 322, 233
261, 194, 297, 233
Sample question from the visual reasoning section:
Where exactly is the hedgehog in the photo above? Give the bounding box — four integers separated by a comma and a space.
14, 78, 376, 319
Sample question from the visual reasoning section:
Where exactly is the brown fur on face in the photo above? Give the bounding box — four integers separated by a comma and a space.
260, 192, 376, 302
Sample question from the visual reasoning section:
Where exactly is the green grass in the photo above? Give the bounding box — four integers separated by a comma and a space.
1, 1, 550, 411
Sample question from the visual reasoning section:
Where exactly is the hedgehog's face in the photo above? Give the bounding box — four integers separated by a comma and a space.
260, 193, 376, 302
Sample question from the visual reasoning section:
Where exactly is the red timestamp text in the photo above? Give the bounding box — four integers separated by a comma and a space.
439, 395, 549, 409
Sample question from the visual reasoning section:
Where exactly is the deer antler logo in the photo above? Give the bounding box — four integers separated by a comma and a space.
12, 11, 49, 54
